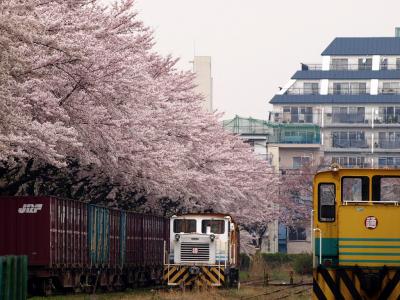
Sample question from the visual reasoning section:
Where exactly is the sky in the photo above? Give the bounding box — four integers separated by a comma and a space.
115, 0, 400, 120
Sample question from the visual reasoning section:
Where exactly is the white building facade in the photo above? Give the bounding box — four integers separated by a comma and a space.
193, 56, 213, 112
270, 35, 400, 169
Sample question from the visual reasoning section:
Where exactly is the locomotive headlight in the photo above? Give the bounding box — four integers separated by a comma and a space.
175, 233, 180, 241
210, 234, 215, 242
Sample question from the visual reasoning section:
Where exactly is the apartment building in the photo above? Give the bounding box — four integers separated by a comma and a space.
270, 32, 400, 168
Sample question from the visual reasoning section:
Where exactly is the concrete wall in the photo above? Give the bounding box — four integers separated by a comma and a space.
287, 224, 312, 254
267, 147, 322, 169
261, 220, 279, 254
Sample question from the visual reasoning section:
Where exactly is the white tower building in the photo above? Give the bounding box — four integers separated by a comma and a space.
193, 56, 213, 112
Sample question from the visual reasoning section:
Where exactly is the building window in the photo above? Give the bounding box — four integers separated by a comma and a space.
332, 156, 366, 168
358, 58, 372, 70
331, 58, 348, 70
292, 156, 311, 169
376, 107, 400, 124
332, 106, 365, 124
378, 132, 400, 149
288, 226, 307, 241
332, 82, 367, 95
282, 106, 313, 123
381, 82, 400, 94
332, 131, 367, 148
381, 58, 388, 70
378, 157, 400, 168
396, 58, 400, 70
303, 82, 319, 95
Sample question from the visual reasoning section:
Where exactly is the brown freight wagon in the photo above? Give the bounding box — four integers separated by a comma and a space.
0, 196, 169, 295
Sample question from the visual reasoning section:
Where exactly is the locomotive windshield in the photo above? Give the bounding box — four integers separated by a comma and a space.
372, 176, 400, 202
173, 219, 196, 233
201, 220, 225, 234
342, 176, 369, 201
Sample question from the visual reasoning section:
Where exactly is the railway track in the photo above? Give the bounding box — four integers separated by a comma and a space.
239, 282, 312, 300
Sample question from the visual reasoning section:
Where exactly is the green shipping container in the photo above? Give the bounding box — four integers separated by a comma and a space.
0, 256, 28, 300
88, 205, 110, 266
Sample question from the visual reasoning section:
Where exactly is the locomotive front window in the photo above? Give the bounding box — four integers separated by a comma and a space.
372, 176, 400, 202
173, 219, 196, 233
201, 220, 225, 234
342, 176, 369, 202
318, 183, 335, 222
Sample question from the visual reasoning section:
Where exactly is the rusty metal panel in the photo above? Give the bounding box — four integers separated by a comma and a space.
0, 197, 51, 266
49, 198, 88, 267
125, 213, 144, 266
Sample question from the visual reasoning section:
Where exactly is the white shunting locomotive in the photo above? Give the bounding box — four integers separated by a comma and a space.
163, 213, 240, 287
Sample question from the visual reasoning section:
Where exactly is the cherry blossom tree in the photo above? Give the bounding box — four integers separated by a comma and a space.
0, 0, 281, 224
279, 158, 328, 224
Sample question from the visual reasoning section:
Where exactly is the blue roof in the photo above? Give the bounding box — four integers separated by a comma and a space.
292, 70, 400, 80
270, 94, 400, 105
322, 37, 400, 55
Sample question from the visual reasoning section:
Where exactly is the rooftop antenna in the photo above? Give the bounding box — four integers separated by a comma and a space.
189, 40, 196, 72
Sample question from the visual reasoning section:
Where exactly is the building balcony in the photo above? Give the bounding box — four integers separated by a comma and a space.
332, 138, 369, 149
267, 134, 320, 145
270, 94, 400, 105
325, 138, 371, 152
271, 112, 318, 124
324, 113, 370, 127
300, 63, 400, 71
300, 63, 373, 71
285, 88, 369, 96
379, 87, 400, 95
374, 139, 400, 152
373, 114, 400, 126
286, 88, 319, 95
336, 163, 372, 168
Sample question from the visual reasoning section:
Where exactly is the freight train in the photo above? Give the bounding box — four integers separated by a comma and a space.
0, 196, 169, 295
312, 167, 400, 299
163, 213, 240, 287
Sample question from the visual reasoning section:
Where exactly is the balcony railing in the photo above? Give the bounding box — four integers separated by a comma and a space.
374, 114, 400, 125
330, 64, 372, 71
333, 163, 372, 168
267, 134, 321, 144
301, 63, 322, 71
328, 88, 368, 95
325, 113, 368, 125
300, 63, 400, 72
271, 112, 316, 124
286, 88, 319, 95
285, 88, 370, 95
380, 64, 400, 71
379, 87, 400, 95
300, 63, 373, 71
331, 138, 369, 149
376, 139, 400, 150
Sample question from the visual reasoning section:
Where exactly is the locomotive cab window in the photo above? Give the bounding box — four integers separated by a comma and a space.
318, 183, 336, 222
173, 219, 196, 233
372, 176, 400, 202
201, 220, 225, 234
342, 176, 369, 202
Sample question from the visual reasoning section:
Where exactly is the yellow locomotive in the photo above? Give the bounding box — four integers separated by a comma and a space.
313, 166, 400, 299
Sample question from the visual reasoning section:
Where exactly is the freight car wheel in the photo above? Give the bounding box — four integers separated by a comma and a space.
42, 278, 55, 296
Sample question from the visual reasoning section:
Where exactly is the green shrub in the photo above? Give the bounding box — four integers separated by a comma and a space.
292, 253, 312, 274
239, 253, 251, 271
261, 253, 292, 268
